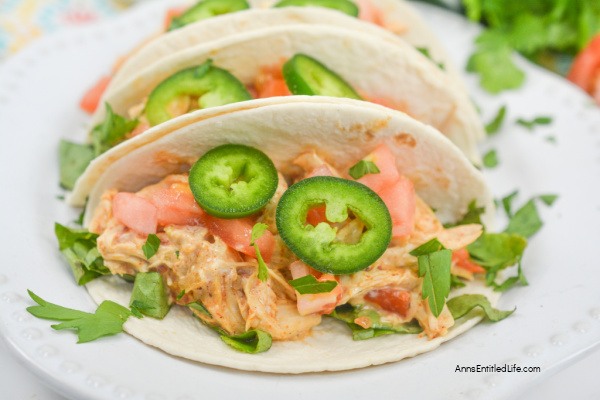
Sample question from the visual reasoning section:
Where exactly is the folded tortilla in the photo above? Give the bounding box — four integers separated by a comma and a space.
71, 24, 483, 206
109, 4, 461, 92
82, 98, 498, 373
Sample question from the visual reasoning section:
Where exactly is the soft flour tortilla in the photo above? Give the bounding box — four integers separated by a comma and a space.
83, 99, 497, 372
108, 5, 460, 92
92, 25, 481, 159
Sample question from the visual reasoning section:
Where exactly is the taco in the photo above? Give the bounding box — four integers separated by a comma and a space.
67, 24, 483, 206
60, 97, 510, 373
108, 4, 461, 94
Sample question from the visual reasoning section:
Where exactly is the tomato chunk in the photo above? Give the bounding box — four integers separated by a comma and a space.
203, 215, 275, 262
112, 192, 158, 235
255, 64, 292, 98
365, 288, 411, 317
141, 181, 204, 227
378, 175, 416, 238
357, 144, 400, 193
79, 75, 111, 114
452, 248, 485, 274
357, 144, 415, 238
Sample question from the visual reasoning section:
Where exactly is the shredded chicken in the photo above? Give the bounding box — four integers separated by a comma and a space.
89, 149, 484, 342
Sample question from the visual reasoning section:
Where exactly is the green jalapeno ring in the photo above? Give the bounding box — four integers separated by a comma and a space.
189, 144, 278, 219
282, 54, 363, 100
273, 0, 359, 17
276, 177, 392, 275
144, 61, 252, 127
168, 0, 250, 31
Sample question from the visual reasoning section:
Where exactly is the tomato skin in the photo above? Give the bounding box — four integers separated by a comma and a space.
357, 144, 415, 238
112, 192, 158, 235
203, 215, 275, 262
452, 248, 485, 274
255, 64, 292, 98
79, 75, 111, 114
378, 175, 416, 238
568, 34, 600, 102
365, 288, 411, 317
141, 181, 204, 227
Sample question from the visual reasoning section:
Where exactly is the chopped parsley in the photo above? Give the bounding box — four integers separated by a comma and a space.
483, 149, 499, 168
142, 234, 160, 259
289, 275, 337, 295
348, 160, 380, 179
409, 239, 451, 318
516, 116, 553, 130
26, 290, 135, 343
485, 105, 507, 135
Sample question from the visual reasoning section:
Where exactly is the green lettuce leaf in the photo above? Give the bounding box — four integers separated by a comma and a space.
330, 304, 422, 340
220, 330, 272, 353
55, 223, 110, 285
59, 140, 94, 190
447, 294, 514, 322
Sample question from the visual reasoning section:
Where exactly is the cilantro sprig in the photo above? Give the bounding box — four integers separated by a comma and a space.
142, 234, 160, 259
26, 290, 135, 343
409, 239, 452, 318
289, 275, 337, 295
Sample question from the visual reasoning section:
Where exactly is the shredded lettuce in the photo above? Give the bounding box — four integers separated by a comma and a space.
330, 304, 422, 340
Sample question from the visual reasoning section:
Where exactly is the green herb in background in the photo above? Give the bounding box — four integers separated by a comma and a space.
459, 0, 600, 92
485, 105, 507, 135
483, 149, 499, 168
516, 116, 553, 130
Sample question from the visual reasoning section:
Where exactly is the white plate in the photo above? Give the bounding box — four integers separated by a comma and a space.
1, 2, 599, 399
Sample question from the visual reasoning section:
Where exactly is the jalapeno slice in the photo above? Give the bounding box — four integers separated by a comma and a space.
145, 61, 252, 126
276, 177, 391, 274
273, 0, 359, 17
189, 144, 278, 218
168, 0, 250, 31
282, 54, 362, 100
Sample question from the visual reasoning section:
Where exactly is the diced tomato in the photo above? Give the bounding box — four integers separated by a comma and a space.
306, 206, 327, 227
568, 34, 600, 104
356, 144, 415, 238
365, 288, 411, 317
163, 7, 187, 31
141, 181, 204, 227
452, 248, 485, 274
378, 175, 416, 238
79, 75, 111, 114
357, 144, 400, 193
202, 215, 275, 262
357, 0, 383, 26
254, 64, 292, 98
112, 192, 158, 235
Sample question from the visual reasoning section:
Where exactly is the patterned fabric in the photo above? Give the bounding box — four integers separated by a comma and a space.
0, 0, 136, 59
